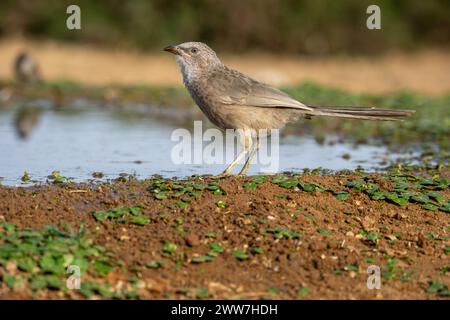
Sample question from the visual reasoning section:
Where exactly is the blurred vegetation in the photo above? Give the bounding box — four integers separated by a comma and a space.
0, 0, 449, 54
284, 83, 450, 152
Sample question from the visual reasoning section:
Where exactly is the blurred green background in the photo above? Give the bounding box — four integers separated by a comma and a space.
0, 0, 449, 54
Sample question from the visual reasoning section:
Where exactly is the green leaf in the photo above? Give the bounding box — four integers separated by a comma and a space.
370, 191, 386, 200
440, 202, 450, 213
129, 215, 150, 226
207, 183, 220, 191
193, 184, 207, 190
209, 243, 224, 254
300, 183, 317, 192
345, 264, 359, 272
196, 287, 209, 299
410, 193, 429, 204
359, 230, 380, 242
191, 255, 214, 263
233, 249, 248, 261
17, 256, 37, 272
427, 191, 445, 204
423, 203, 438, 211
213, 189, 225, 195
427, 280, 448, 294
30, 275, 48, 290
146, 260, 164, 269
216, 200, 226, 208
39, 255, 64, 274
162, 242, 177, 254
268, 228, 300, 239
129, 206, 141, 215
250, 246, 263, 254
317, 228, 333, 236
93, 211, 110, 221
345, 179, 364, 192
3, 275, 16, 288
94, 260, 113, 276
176, 201, 188, 209
297, 287, 310, 298
363, 257, 375, 263
364, 184, 379, 195
279, 179, 299, 189
253, 176, 266, 184
155, 191, 167, 200
45, 275, 63, 289
335, 191, 349, 201
385, 193, 408, 206
272, 175, 288, 184
243, 181, 257, 190
21, 171, 31, 182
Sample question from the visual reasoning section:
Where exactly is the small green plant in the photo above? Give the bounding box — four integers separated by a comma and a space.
93, 205, 149, 225
0, 223, 115, 292
267, 228, 300, 239
317, 228, 333, 236
233, 249, 248, 261
216, 200, 226, 208
426, 280, 449, 297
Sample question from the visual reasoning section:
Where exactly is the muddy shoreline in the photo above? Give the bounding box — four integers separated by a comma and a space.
1, 170, 448, 299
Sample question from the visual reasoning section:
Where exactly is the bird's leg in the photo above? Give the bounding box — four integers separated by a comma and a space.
217, 129, 252, 177
238, 134, 259, 176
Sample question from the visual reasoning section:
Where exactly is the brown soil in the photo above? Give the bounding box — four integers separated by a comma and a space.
0, 174, 448, 300
1, 37, 450, 95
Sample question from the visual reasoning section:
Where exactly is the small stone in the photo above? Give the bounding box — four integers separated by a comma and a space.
6, 261, 17, 274
386, 234, 397, 241
92, 172, 104, 178
362, 216, 375, 230
287, 201, 297, 208
417, 233, 426, 248
185, 233, 200, 247
394, 212, 407, 220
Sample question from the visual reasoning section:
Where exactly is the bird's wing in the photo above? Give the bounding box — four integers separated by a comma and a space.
208, 68, 313, 111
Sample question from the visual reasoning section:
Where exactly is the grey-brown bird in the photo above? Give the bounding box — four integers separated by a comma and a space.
164, 42, 415, 176
14, 51, 41, 84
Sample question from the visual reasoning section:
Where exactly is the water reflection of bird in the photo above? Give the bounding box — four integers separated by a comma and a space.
14, 106, 43, 139
14, 52, 41, 84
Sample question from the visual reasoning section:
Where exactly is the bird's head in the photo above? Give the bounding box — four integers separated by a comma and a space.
164, 42, 221, 81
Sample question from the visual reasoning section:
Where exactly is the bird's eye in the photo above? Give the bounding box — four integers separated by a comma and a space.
190, 48, 198, 54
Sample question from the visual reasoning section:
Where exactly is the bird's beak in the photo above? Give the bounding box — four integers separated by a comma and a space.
164, 45, 180, 55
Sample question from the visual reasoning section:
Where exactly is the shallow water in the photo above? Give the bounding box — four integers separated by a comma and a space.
0, 102, 410, 185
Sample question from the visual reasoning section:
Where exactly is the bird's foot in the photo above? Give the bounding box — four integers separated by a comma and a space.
237, 168, 250, 176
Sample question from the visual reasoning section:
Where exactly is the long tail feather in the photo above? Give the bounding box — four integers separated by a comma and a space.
305, 105, 416, 121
